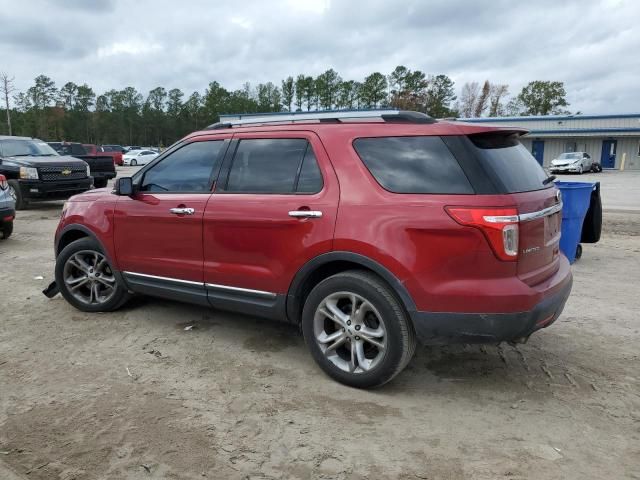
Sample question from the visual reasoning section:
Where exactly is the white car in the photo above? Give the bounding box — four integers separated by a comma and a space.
122, 149, 158, 166
549, 152, 597, 174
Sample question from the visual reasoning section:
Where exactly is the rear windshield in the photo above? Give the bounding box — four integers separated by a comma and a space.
353, 136, 473, 194
469, 133, 550, 193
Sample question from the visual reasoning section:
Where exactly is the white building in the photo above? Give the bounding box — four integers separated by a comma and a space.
464, 114, 640, 170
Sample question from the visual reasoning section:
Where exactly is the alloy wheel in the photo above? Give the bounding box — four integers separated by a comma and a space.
313, 291, 387, 374
63, 250, 117, 306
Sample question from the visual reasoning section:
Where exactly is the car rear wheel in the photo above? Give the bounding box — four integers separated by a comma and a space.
7, 180, 27, 210
130, 159, 137, 166
55, 237, 130, 312
302, 270, 416, 388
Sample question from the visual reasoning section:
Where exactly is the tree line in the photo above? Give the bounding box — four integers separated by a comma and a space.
0, 66, 570, 147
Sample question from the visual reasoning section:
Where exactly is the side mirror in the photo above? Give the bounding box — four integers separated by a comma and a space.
115, 177, 134, 196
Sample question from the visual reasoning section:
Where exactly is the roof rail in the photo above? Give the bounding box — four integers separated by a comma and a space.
205, 109, 435, 129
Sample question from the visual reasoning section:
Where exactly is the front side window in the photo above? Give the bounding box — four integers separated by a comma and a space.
140, 140, 225, 192
224, 138, 322, 194
353, 136, 473, 194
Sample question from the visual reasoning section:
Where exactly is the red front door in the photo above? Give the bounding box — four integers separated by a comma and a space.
114, 193, 210, 282
113, 137, 230, 282
203, 131, 339, 296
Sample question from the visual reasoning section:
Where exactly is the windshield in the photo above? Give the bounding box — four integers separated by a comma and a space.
558, 152, 581, 160
0, 139, 59, 157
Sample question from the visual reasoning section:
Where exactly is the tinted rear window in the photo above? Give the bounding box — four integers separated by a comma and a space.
469, 133, 550, 193
353, 136, 473, 194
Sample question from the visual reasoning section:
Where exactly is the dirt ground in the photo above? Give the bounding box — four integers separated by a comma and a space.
1, 191, 639, 479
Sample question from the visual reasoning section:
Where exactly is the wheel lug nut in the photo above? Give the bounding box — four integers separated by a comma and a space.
355, 325, 361, 331
355, 336, 360, 341
346, 320, 351, 326
342, 328, 345, 332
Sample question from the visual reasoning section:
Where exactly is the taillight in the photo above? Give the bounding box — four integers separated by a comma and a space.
445, 206, 519, 261
0, 174, 7, 190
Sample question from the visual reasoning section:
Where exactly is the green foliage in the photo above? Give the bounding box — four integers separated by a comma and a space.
0, 70, 570, 145
281, 76, 294, 111
360, 72, 388, 108
514, 80, 569, 116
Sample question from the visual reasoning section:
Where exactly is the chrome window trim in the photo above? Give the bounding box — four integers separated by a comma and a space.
123, 271, 203, 286
205, 283, 277, 299
518, 202, 563, 222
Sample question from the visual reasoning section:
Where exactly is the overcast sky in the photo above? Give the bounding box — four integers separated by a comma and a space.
0, 0, 638, 114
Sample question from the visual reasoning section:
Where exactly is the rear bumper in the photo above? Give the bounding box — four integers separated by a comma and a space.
409, 263, 573, 345
18, 178, 92, 200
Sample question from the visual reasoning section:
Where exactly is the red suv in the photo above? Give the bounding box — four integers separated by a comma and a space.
45, 110, 571, 388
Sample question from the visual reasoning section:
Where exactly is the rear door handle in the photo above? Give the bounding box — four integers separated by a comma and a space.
288, 210, 322, 218
169, 207, 195, 215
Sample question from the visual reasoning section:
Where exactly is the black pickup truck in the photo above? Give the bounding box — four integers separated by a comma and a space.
0, 136, 92, 209
48, 142, 116, 188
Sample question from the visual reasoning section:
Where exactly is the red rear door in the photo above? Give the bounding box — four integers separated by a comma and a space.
203, 131, 339, 300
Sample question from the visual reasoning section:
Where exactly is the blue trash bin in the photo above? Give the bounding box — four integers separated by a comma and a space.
555, 181, 596, 263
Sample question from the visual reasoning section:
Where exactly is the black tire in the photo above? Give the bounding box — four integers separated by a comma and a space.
581, 185, 602, 243
575, 244, 583, 260
55, 237, 130, 312
93, 177, 108, 189
1, 221, 12, 239
7, 180, 27, 210
301, 270, 417, 389
130, 159, 137, 166
592, 164, 602, 173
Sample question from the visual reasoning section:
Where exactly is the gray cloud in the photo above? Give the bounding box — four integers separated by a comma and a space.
0, 0, 637, 114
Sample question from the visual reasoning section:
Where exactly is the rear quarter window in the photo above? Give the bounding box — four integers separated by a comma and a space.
469, 133, 550, 193
352, 136, 474, 194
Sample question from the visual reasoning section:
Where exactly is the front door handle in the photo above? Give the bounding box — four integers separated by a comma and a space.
169, 207, 195, 215
288, 210, 322, 218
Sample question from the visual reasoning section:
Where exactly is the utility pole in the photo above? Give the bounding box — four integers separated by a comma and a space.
0, 73, 16, 136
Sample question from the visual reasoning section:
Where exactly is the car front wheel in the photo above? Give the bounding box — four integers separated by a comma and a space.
130, 159, 137, 166
302, 270, 416, 388
55, 237, 130, 312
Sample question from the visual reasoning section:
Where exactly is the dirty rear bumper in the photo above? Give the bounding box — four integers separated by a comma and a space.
409, 272, 573, 345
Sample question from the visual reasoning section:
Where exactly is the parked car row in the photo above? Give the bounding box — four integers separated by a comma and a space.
122, 149, 159, 165
124, 145, 162, 153
47, 142, 117, 188
0, 136, 94, 209
550, 152, 603, 174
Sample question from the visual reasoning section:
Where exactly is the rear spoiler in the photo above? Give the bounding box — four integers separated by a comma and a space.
468, 130, 529, 149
